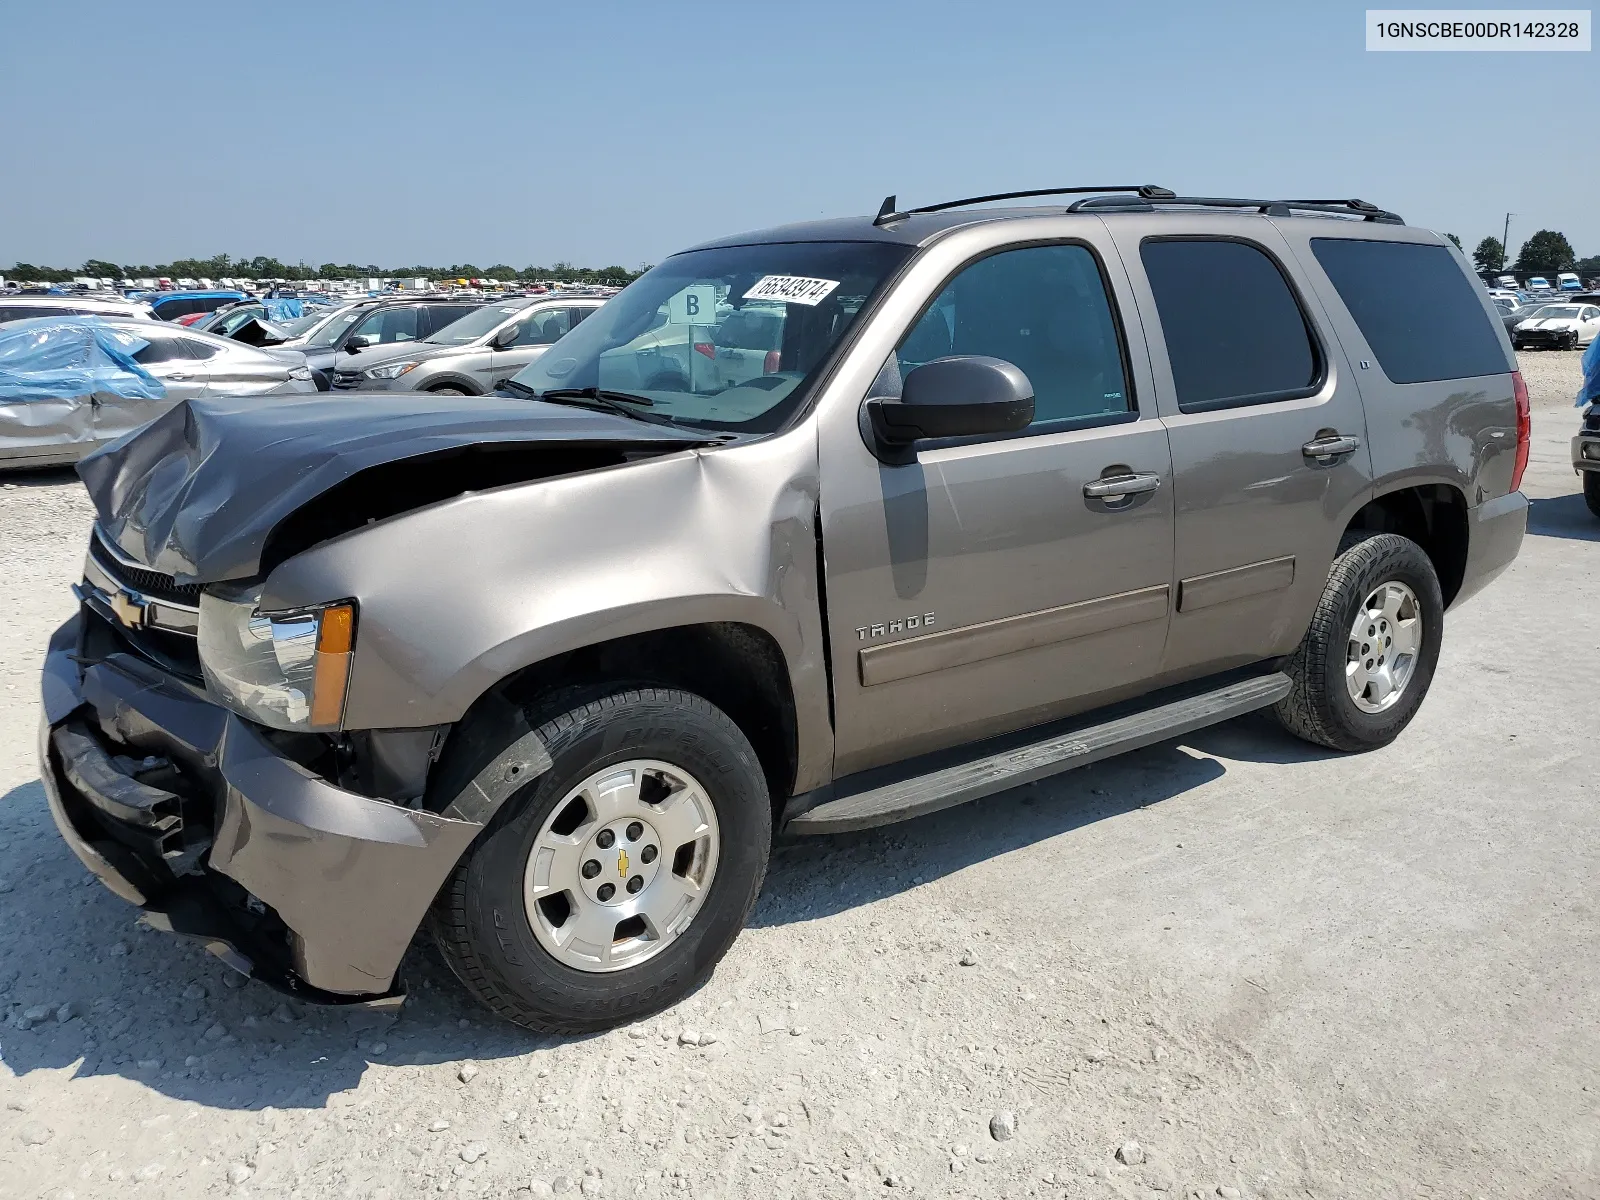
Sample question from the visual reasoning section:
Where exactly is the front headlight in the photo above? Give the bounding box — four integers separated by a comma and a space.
197, 584, 357, 731
364, 361, 417, 380
288, 365, 313, 381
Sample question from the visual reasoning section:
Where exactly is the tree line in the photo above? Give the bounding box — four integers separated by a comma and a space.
5, 253, 650, 287
1464, 230, 1600, 279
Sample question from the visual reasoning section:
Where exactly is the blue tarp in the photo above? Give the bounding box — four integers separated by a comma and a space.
1579, 336, 1600, 407
0, 315, 164, 401
262, 298, 304, 322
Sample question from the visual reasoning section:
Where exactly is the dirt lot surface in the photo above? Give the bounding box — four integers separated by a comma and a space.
1, 355, 1596, 1200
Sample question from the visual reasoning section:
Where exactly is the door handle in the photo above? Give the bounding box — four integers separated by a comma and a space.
166, 373, 191, 382
1084, 472, 1162, 500
1302, 434, 1361, 460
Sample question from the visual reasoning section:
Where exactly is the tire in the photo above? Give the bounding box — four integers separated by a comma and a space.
1584, 470, 1600, 519
428, 385, 467, 395
1271, 532, 1445, 752
430, 687, 770, 1034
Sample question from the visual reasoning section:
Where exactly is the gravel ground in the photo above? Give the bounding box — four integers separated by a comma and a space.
0, 354, 1596, 1200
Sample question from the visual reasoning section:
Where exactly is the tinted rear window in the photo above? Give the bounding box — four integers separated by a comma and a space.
1310, 239, 1508, 384
0, 306, 61, 323
1140, 239, 1319, 412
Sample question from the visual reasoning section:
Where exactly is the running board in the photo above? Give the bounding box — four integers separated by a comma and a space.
786, 671, 1291, 835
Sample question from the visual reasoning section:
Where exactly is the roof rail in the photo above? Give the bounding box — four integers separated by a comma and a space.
873, 185, 1175, 226
1066, 194, 1404, 224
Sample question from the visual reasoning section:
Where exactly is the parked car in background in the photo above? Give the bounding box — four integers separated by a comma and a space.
109, 321, 317, 402
0, 317, 315, 469
1577, 401, 1600, 517
1499, 300, 1544, 335
1526, 277, 1552, 292
0, 295, 157, 325
1511, 303, 1600, 350
148, 290, 247, 322
331, 296, 604, 393
296, 297, 485, 378
1557, 272, 1581, 292
191, 302, 271, 337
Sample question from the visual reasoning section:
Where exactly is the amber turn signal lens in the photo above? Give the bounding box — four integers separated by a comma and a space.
309, 603, 356, 728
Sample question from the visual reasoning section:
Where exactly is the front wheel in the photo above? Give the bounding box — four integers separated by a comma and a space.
1584, 470, 1600, 519
430, 687, 770, 1034
1271, 533, 1444, 752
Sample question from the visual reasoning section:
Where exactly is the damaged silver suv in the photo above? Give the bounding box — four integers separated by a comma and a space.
40, 186, 1529, 1033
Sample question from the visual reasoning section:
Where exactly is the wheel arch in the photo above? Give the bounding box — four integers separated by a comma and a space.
1344, 482, 1470, 607
418, 372, 482, 395
424, 620, 803, 826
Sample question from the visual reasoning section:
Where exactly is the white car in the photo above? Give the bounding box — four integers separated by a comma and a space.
0, 295, 157, 325
1511, 304, 1600, 350
0, 319, 316, 469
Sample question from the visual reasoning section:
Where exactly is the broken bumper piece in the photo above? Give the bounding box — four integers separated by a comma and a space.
38, 614, 480, 1003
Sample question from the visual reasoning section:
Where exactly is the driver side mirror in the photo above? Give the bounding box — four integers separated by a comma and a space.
490, 324, 519, 350
343, 336, 372, 354
862, 356, 1034, 464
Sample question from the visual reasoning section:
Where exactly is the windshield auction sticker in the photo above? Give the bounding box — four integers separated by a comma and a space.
743, 276, 841, 306
1367, 9, 1590, 49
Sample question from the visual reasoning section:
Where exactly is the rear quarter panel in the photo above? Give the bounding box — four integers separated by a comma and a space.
1275, 224, 1520, 505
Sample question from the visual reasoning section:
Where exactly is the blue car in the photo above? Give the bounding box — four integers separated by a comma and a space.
147, 290, 247, 322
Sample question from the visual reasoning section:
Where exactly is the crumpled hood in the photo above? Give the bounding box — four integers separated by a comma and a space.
77, 393, 713, 583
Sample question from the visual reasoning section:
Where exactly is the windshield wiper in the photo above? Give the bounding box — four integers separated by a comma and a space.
534, 386, 676, 425
542, 386, 654, 407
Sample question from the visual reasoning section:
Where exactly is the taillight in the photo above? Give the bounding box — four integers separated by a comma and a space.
763, 350, 782, 374
1510, 370, 1530, 492
693, 342, 715, 361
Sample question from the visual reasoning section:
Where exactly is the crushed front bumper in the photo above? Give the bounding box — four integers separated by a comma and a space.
38, 615, 481, 1002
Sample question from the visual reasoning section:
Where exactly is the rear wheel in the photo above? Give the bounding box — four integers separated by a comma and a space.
1272, 533, 1444, 752
429, 385, 467, 395
430, 687, 770, 1034
1584, 470, 1600, 519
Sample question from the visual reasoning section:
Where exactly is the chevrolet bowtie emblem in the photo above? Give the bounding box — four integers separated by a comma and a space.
617, 849, 629, 877
108, 589, 148, 630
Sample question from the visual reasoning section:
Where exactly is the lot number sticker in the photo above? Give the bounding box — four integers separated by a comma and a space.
669, 284, 719, 326
743, 275, 841, 306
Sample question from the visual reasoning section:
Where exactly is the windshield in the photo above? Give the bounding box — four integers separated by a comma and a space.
1531, 306, 1581, 319
509, 241, 912, 432
275, 311, 326, 337
304, 305, 370, 348
427, 302, 529, 345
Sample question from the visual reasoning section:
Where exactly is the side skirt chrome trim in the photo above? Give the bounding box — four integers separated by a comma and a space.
857, 584, 1170, 686
1177, 556, 1296, 613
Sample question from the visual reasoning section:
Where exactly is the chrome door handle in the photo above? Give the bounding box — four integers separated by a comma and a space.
1084, 472, 1162, 499
1302, 434, 1361, 460
166, 373, 191, 382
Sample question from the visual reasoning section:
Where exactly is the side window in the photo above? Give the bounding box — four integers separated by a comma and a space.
423, 305, 477, 337
1310, 239, 1508, 384
886, 243, 1132, 428
0, 306, 56, 323
568, 305, 596, 328
132, 337, 187, 364
511, 308, 571, 346
370, 307, 420, 344
1140, 239, 1319, 412
181, 338, 220, 360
